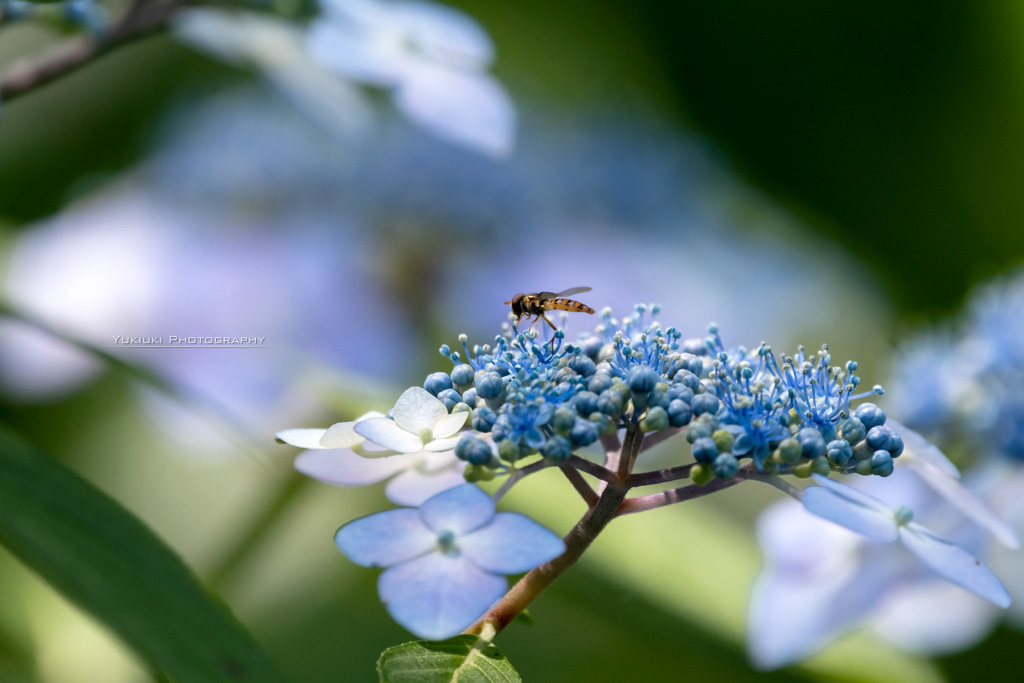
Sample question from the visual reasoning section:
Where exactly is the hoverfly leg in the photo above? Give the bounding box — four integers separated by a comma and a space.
541, 314, 558, 331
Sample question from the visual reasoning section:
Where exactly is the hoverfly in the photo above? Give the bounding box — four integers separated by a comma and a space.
505, 287, 595, 331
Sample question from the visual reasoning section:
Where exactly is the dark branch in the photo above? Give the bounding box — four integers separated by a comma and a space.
0, 0, 186, 103
626, 462, 694, 488
560, 465, 598, 508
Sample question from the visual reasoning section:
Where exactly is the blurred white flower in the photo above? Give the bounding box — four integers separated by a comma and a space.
308, 0, 515, 157
173, 2, 514, 157
174, 8, 372, 142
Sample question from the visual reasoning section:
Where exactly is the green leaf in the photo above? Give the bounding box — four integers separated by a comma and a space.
377, 636, 521, 683
0, 427, 282, 683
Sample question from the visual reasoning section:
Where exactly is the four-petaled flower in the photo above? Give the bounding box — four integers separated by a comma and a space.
801, 473, 1011, 607
276, 388, 471, 505
336, 484, 565, 639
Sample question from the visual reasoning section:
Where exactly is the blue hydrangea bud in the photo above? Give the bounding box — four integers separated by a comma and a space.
598, 390, 624, 417
568, 354, 597, 377
667, 384, 694, 404
866, 425, 893, 451
888, 431, 904, 458
455, 435, 493, 465
678, 354, 703, 376
471, 406, 497, 432
424, 372, 453, 396
839, 417, 866, 445
855, 403, 886, 429
451, 363, 475, 389
648, 385, 671, 410
542, 435, 572, 462
552, 406, 577, 434
627, 365, 660, 393
870, 450, 894, 476
640, 406, 669, 432
797, 427, 826, 458
691, 393, 721, 417
826, 439, 853, 467
685, 422, 712, 444
855, 458, 873, 476
461, 387, 478, 408
573, 391, 600, 416
475, 371, 504, 399
437, 388, 462, 411
692, 436, 719, 464
569, 418, 599, 447
588, 373, 614, 394
667, 399, 693, 428
713, 452, 740, 478
675, 370, 702, 392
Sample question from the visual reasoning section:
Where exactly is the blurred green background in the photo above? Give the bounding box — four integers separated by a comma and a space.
2, 1, 1024, 681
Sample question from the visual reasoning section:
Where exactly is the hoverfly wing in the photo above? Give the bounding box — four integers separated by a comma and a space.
551, 286, 591, 298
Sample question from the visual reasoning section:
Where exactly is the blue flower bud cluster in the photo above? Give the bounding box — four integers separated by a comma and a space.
686, 326, 896, 479
432, 306, 711, 464
890, 268, 1024, 463
428, 311, 900, 480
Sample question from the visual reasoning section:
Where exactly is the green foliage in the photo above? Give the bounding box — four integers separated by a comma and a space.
378, 636, 521, 683
0, 426, 282, 683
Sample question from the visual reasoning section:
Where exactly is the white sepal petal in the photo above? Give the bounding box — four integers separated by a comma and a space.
392, 386, 448, 435
355, 418, 424, 453
432, 410, 468, 439
394, 64, 514, 158
276, 428, 329, 449
295, 448, 410, 487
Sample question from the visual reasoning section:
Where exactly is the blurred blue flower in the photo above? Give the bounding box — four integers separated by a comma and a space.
335, 483, 564, 639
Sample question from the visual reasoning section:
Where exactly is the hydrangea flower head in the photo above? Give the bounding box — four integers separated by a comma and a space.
335, 484, 564, 639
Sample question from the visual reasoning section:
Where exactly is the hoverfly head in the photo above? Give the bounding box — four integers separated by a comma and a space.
505, 293, 525, 317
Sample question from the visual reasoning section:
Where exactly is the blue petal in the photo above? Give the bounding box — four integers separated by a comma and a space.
378, 553, 506, 640
460, 513, 565, 574
419, 484, 494, 536
801, 475, 898, 542
335, 509, 436, 568
900, 523, 1011, 608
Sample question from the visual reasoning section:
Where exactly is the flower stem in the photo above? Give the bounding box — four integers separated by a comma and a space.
464, 427, 642, 636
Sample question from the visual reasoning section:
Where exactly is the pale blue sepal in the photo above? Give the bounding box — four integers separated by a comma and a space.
802, 474, 899, 542
378, 552, 506, 640
899, 523, 1012, 608
460, 513, 565, 574
419, 484, 494, 536
334, 508, 437, 568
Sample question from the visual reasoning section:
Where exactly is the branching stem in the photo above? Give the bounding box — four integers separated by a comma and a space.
0, 0, 186, 103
